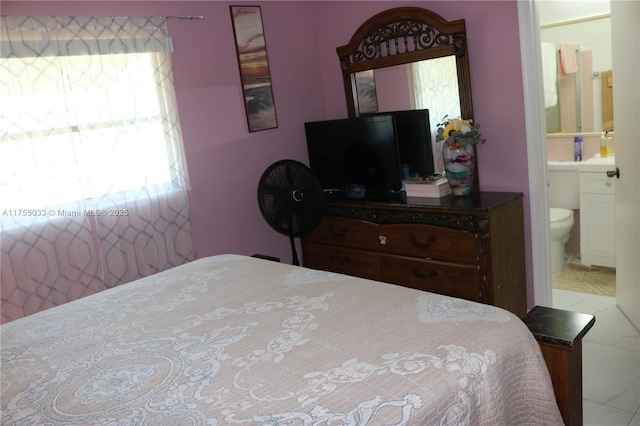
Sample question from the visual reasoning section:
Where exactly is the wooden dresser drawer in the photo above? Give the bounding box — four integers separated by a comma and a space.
380, 254, 480, 301
304, 217, 380, 251
303, 243, 380, 281
378, 223, 477, 264
301, 193, 526, 316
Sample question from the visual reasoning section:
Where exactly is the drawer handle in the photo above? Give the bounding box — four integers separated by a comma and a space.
409, 233, 436, 249
329, 254, 350, 263
328, 225, 348, 237
412, 268, 438, 279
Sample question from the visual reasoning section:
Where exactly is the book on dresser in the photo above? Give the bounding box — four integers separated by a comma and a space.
404, 177, 451, 198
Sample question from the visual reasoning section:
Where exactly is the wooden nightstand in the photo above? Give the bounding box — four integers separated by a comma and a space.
523, 305, 596, 426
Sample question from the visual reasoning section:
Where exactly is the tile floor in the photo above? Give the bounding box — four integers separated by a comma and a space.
552, 289, 640, 425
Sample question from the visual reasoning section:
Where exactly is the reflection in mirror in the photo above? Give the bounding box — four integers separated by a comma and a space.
337, 7, 477, 189
413, 57, 462, 170
354, 70, 378, 114
540, 14, 612, 134
411, 56, 461, 124
360, 58, 462, 170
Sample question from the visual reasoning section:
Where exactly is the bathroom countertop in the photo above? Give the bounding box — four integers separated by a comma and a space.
548, 160, 580, 170
577, 155, 615, 172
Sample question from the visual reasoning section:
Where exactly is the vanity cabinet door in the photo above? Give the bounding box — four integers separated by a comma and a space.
579, 172, 616, 267
302, 243, 380, 281
378, 223, 477, 264
380, 254, 480, 301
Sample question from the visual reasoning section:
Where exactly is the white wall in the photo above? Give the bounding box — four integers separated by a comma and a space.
538, 0, 610, 25
540, 18, 611, 72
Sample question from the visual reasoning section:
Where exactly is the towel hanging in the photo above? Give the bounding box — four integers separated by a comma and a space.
541, 42, 558, 107
560, 44, 578, 75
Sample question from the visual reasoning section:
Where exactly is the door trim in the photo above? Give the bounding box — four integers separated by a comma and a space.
518, 0, 553, 308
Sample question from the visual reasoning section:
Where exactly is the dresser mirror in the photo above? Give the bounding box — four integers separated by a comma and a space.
337, 6, 478, 190
337, 7, 474, 122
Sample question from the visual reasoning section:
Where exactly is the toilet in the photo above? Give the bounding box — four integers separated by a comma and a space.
549, 207, 574, 275
547, 161, 580, 275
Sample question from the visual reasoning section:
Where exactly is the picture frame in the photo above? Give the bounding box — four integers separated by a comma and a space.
230, 5, 278, 132
354, 70, 379, 114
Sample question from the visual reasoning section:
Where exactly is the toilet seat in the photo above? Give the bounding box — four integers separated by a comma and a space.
549, 207, 575, 275
550, 207, 573, 224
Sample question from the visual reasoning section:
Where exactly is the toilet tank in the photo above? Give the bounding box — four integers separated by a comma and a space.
548, 161, 580, 209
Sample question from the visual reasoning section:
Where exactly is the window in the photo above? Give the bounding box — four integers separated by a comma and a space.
0, 16, 194, 323
0, 16, 188, 212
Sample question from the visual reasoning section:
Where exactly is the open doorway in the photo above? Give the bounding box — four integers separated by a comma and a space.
538, 0, 617, 298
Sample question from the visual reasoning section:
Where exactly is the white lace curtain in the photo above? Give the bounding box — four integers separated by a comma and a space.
411, 56, 462, 172
1, 16, 194, 323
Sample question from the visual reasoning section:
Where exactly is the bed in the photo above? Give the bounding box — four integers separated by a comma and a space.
1, 254, 563, 425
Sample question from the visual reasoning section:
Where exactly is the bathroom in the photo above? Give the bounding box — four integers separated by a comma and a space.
538, 3, 639, 425
539, 0, 617, 294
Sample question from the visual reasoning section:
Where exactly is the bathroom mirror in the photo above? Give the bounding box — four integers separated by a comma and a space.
540, 13, 613, 134
337, 6, 477, 189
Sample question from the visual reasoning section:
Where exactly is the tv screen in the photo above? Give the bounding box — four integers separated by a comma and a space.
304, 115, 403, 196
366, 109, 434, 178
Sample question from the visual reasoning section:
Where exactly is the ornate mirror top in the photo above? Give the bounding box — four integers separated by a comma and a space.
336, 7, 473, 122
338, 7, 466, 68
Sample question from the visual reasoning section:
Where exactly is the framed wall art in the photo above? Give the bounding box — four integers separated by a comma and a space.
230, 6, 278, 132
354, 70, 379, 114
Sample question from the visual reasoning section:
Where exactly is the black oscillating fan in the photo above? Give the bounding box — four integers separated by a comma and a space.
257, 159, 324, 265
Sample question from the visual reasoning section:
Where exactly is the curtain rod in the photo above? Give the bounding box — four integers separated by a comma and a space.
167, 16, 204, 20
0, 15, 204, 19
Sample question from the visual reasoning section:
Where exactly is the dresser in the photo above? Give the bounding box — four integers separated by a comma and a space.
301, 192, 527, 317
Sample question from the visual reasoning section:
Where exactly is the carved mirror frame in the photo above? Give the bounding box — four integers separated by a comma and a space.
336, 7, 477, 190
337, 7, 473, 120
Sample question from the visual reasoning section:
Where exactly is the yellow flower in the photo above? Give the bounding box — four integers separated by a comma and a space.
436, 116, 485, 146
443, 123, 460, 140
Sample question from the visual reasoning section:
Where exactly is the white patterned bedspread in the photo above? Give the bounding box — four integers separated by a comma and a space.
1, 254, 563, 425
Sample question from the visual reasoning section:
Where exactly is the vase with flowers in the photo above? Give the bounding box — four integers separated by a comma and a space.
436, 116, 486, 196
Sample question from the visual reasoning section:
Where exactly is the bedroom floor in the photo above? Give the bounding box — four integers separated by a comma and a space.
553, 289, 640, 426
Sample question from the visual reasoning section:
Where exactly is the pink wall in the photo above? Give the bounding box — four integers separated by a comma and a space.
547, 134, 615, 161
308, 1, 533, 304
374, 65, 414, 112
3, 1, 536, 307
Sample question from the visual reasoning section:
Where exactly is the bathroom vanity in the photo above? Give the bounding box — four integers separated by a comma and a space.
547, 156, 617, 270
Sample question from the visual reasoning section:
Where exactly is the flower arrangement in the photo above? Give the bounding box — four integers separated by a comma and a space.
436, 116, 486, 147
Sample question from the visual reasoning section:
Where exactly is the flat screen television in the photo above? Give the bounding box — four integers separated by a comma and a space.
304, 115, 403, 197
366, 109, 434, 178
